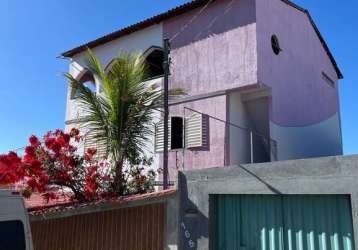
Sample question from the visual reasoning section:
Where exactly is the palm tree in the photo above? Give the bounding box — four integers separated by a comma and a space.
65, 49, 184, 195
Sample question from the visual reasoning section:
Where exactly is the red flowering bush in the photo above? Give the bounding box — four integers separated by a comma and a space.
0, 128, 113, 202
0, 152, 23, 185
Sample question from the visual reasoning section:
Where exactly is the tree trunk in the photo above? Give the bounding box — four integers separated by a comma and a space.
53, 180, 87, 202
113, 157, 125, 195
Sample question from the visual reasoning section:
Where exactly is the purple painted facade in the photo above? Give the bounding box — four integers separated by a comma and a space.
167, 96, 227, 179
163, 0, 258, 95
161, 0, 342, 176
162, 0, 259, 179
256, 0, 340, 127
255, 0, 342, 159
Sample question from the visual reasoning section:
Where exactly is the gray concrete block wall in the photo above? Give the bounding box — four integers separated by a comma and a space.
178, 155, 358, 250
165, 193, 179, 250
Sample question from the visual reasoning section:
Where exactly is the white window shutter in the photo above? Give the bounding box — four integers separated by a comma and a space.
185, 113, 208, 149
84, 131, 107, 159
154, 120, 171, 153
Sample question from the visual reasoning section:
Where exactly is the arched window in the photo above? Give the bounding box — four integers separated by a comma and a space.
144, 46, 164, 79
71, 70, 96, 99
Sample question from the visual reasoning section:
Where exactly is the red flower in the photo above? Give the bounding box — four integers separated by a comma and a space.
27, 178, 37, 190
85, 148, 97, 161
44, 137, 55, 148
87, 166, 97, 175
25, 146, 36, 157
29, 135, 40, 147
54, 129, 63, 137
63, 134, 70, 144
50, 141, 62, 154
0, 152, 23, 185
57, 137, 68, 148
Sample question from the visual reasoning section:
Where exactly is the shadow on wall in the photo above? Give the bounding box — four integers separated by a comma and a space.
164, 0, 256, 49
178, 165, 282, 250
178, 171, 209, 250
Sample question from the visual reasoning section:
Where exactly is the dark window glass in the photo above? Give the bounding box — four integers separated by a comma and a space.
145, 49, 164, 79
171, 117, 183, 149
271, 35, 281, 55
0, 220, 26, 250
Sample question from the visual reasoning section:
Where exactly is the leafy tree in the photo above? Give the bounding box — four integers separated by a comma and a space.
65, 50, 184, 195
0, 129, 108, 202
0, 128, 157, 203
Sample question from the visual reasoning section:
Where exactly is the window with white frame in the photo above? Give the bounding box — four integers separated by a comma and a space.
154, 114, 209, 152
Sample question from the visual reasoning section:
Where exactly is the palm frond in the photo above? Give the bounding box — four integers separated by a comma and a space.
64, 73, 110, 146
66, 48, 186, 166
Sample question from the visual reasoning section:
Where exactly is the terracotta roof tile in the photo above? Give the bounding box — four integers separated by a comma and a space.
27, 189, 176, 216
25, 193, 72, 211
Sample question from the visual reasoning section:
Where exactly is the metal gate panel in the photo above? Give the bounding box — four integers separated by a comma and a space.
214, 195, 355, 250
282, 195, 355, 250
214, 195, 284, 250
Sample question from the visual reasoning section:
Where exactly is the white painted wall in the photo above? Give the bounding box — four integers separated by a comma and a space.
228, 91, 252, 165
270, 113, 343, 161
229, 91, 271, 165
244, 97, 270, 162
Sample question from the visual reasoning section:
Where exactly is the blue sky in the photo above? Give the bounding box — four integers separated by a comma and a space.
0, 0, 357, 155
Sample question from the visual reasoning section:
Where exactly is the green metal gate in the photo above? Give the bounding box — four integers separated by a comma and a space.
213, 195, 355, 250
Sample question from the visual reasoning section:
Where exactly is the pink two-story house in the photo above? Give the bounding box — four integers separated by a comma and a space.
63, 0, 343, 182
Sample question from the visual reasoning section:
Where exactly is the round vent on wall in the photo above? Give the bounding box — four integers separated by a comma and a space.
271, 35, 282, 55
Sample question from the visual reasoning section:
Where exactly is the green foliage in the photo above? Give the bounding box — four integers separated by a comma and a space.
125, 156, 156, 195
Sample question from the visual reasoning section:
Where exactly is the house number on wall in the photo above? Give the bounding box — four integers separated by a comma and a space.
181, 222, 195, 248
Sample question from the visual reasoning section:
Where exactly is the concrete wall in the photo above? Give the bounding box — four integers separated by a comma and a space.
256, 0, 343, 160
178, 155, 358, 249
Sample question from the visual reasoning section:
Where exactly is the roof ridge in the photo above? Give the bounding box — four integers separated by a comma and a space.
61, 0, 342, 79
61, 0, 211, 57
